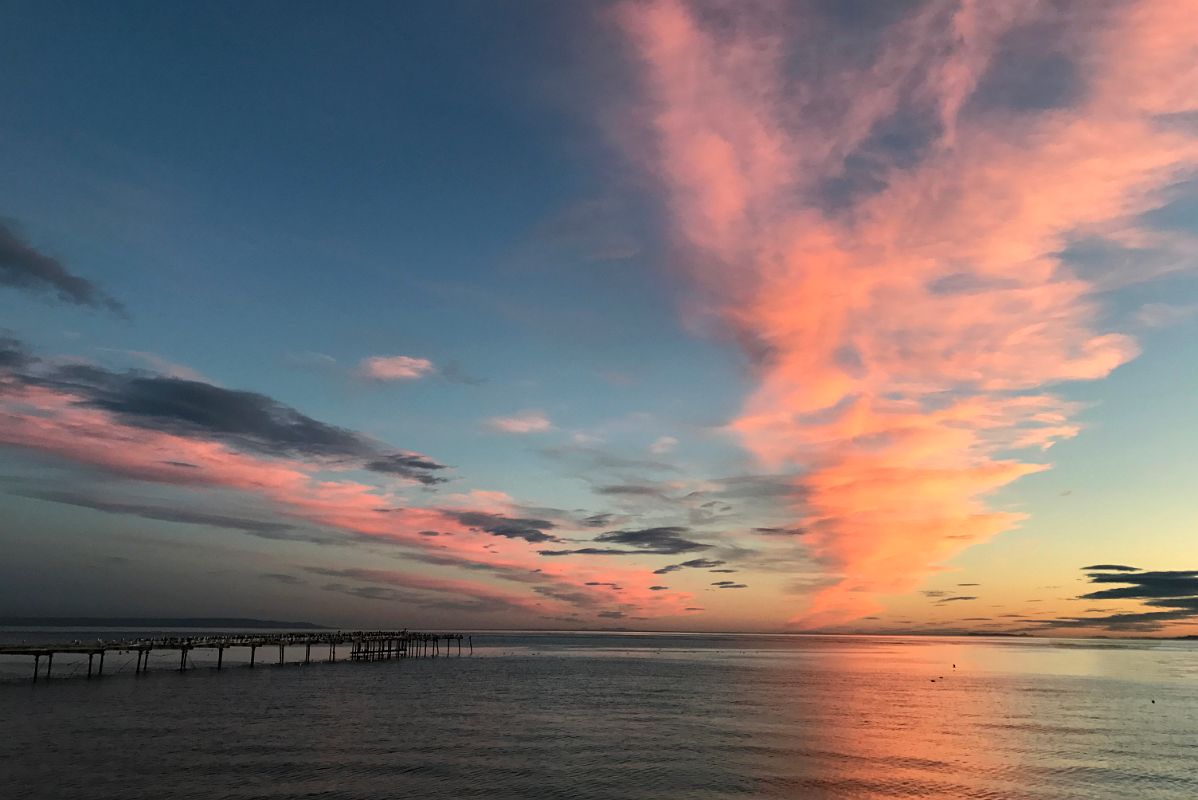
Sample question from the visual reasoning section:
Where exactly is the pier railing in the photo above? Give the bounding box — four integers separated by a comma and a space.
0, 629, 471, 682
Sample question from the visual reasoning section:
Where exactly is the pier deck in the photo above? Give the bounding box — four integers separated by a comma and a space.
0, 629, 470, 681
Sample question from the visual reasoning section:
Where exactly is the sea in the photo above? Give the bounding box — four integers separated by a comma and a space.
1, 630, 1196, 799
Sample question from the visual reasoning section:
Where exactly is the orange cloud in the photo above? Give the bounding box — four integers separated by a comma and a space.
618, 0, 1198, 626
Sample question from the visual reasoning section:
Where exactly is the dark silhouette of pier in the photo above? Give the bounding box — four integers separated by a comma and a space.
0, 629, 471, 682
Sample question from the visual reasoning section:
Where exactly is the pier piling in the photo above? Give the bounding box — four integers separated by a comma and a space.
3, 629, 471, 684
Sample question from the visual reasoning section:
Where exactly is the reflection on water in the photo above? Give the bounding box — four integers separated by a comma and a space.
2, 632, 1195, 799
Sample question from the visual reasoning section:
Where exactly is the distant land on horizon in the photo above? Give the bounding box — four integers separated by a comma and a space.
0, 617, 327, 630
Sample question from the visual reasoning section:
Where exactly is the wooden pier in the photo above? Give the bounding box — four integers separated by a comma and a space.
0, 629, 471, 682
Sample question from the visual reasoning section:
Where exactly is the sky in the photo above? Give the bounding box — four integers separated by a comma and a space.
1, 0, 1197, 636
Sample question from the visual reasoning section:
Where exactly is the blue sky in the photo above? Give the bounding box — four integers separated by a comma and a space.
2, 0, 1197, 635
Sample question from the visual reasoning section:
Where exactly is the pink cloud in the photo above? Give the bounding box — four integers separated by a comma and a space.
0, 378, 690, 620
618, 0, 1198, 627
486, 410, 553, 434
358, 355, 435, 381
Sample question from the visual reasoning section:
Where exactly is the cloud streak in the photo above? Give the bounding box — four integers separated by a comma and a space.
18, 358, 450, 485
487, 410, 553, 434
0, 336, 696, 622
617, 0, 1198, 628
358, 355, 435, 381
0, 218, 125, 313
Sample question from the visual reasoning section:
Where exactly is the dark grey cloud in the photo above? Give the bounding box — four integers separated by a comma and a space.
594, 526, 708, 553
260, 573, 305, 585
653, 558, 726, 575
936, 596, 976, 604
648, 585, 667, 591
18, 489, 342, 543
2, 339, 450, 485
540, 526, 710, 557
1079, 570, 1198, 600
365, 453, 450, 485
532, 585, 600, 608
539, 547, 642, 557
596, 484, 666, 497
319, 581, 522, 613
753, 526, 805, 537
584, 581, 622, 590
0, 218, 124, 313
598, 610, 625, 619
921, 590, 947, 598
446, 511, 559, 543
581, 512, 614, 528
541, 524, 709, 555
404, 551, 550, 585
0, 333, 32, 370
1032, 565, 1198, 633
690, 475, 799, 501
53, 368, 362, 457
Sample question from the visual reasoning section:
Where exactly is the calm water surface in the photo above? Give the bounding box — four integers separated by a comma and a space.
1, 631, 1195, 799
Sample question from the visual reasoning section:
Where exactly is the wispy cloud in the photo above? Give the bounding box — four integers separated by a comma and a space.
487, 410, 553, 434
7, 349, 450, 485
358, 354, 436, 381
1034, 565, 1198, 633
649, 435, 678, 455
617, 0, 1198, 628
0, 218, 125, 314
0, 335, 695, 622
1134, 303, 1198, 329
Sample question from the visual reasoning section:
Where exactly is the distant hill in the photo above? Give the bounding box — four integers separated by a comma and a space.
0, 617, 326, 629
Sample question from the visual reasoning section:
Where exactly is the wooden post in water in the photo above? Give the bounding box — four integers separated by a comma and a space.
88, 653, 94, 678
278, 644, 284, 666
217, 646, 224, 670
250, 645, 257, 668
32, 654, 39, 682
98, 650, 105, 676
469, 636, 473, 655
46, 652, 54, 679
305, 643, 311, 664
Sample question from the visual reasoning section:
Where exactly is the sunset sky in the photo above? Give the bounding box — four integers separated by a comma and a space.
2, 0, 1197, 636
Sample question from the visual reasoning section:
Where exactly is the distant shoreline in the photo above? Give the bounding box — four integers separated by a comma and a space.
0, 617, 327, 630
1, 620, 1194, 641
